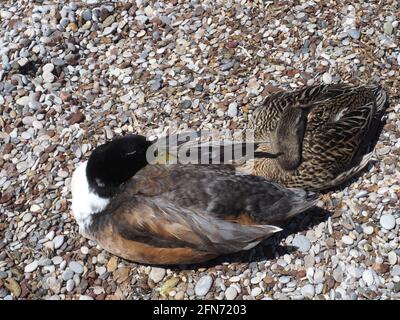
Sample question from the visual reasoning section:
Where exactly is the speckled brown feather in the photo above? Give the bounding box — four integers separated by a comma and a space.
245, 84, 389, 191
85, 164, 317, 264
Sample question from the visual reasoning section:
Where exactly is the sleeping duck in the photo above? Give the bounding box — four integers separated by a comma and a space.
71, 134, 317, 265
238, 84, 389, 191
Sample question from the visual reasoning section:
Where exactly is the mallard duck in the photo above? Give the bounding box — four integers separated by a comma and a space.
237, 84, 389, 191
71, 134, 317, 265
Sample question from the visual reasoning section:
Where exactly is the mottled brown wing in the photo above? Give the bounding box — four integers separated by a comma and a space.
302, 100, 375, 176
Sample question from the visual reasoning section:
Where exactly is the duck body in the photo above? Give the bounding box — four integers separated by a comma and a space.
243, 84, 389, 191
71, 135, 317, 265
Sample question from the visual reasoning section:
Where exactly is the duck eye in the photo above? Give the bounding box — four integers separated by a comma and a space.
96, 178, 105, 187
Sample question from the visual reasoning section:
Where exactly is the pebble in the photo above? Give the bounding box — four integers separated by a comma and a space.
227, 102, 238, 117
347, 28, 361, 39
53, 235, 64, 249
69, 261, 84, 274
195, 275, 213, 296
24, 261, 38, 273
388, 251, 397, 265
251, 287, 262, 297
43, 71, 55, 83
62, 269, 74, 281
301, 284, 315, 298
322, 72, 332, 84
225, 286, 238, 300
362, 270, 374, 286
66, 279, 75, 292
363, 226, 374, 235
342, 235, 354, 245
292, 235, 311, 252
383, 21, 393, 35
391, 265, 400, 277
380, 214, 396, 230
149, 267, 166, 283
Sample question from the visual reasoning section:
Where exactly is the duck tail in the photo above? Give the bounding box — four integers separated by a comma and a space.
312, 151, 374, 192
370, 85, 389, 114
285, 188, 319, 219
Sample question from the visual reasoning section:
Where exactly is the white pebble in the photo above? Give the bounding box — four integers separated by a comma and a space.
380, 214, 396, 230
342, 235, 354, 245
24, 260, 38, 273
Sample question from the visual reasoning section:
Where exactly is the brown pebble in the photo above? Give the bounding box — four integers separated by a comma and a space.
3, 143, 13, 154
68, 111, 85, 125
372, 263, 390, 274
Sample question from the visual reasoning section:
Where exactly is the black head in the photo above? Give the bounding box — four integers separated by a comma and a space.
86, 135, 153, 198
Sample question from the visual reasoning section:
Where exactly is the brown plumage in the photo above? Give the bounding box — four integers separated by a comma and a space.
237, 84, 389, 191
71, 135, 318, 265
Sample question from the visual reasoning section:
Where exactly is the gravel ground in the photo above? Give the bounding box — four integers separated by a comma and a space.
1, 0, 399, 300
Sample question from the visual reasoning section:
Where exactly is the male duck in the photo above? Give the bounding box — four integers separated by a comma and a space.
71, 135, 317, 265
238, 84, 389, 191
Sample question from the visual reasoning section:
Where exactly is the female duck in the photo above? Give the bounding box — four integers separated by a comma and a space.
71, 135, 317, 265
239, 84, 388, 191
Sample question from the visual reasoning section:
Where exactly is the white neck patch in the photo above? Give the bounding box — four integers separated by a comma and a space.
71, 161, 110, 230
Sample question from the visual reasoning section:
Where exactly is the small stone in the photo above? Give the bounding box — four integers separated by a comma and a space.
322, 72, 332, 84
373, 263, 389, 274
347, 28, 361, 39
69, 261, 84, 274
380, 214, 396, 230
220, 60, 235, 71
52, 256, 63, 265
363, 226, 374, 235
62, 269, 74, 281
342, 235, 354, 245
43, 71, 55, 83
225, 286, 238, 300
182, 100, 192, 109
160, 277, 179, 297
301, 284, 315, 298
251, 287, 262, 297
96, 266, 107, 276
18, 57, 29, 66
292, 235, 311, 252
149, 267, 166, 284
24, 261, 38, 273
16, 96, 30, 106
355, 190, 368, 198
113, 267, 130, 283
384, 21, 393, 35
79, 295, 93, 300
82, 9, 92, 21
53, 235, 64, 249
362, 270, 374, 286
66, 279, 75, 292
5, 279, 21, 297
195, 275, 213, 296
68, 111, 85, 125
388, 251, 397, 265
227, 102, 238, 118
391, 265, 400, 277
80, 246, 89, 255
42, 63, 54, 73
107, 256, 118, 272
103, 15, 115, 27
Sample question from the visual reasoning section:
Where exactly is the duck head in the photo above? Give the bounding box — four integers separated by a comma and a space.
71, 135, 152, 227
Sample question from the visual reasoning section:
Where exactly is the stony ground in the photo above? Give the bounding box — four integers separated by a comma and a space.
1, 0, 400, 300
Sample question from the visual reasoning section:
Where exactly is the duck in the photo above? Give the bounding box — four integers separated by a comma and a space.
71, 134, 318, 265
236, 83, 389, 191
